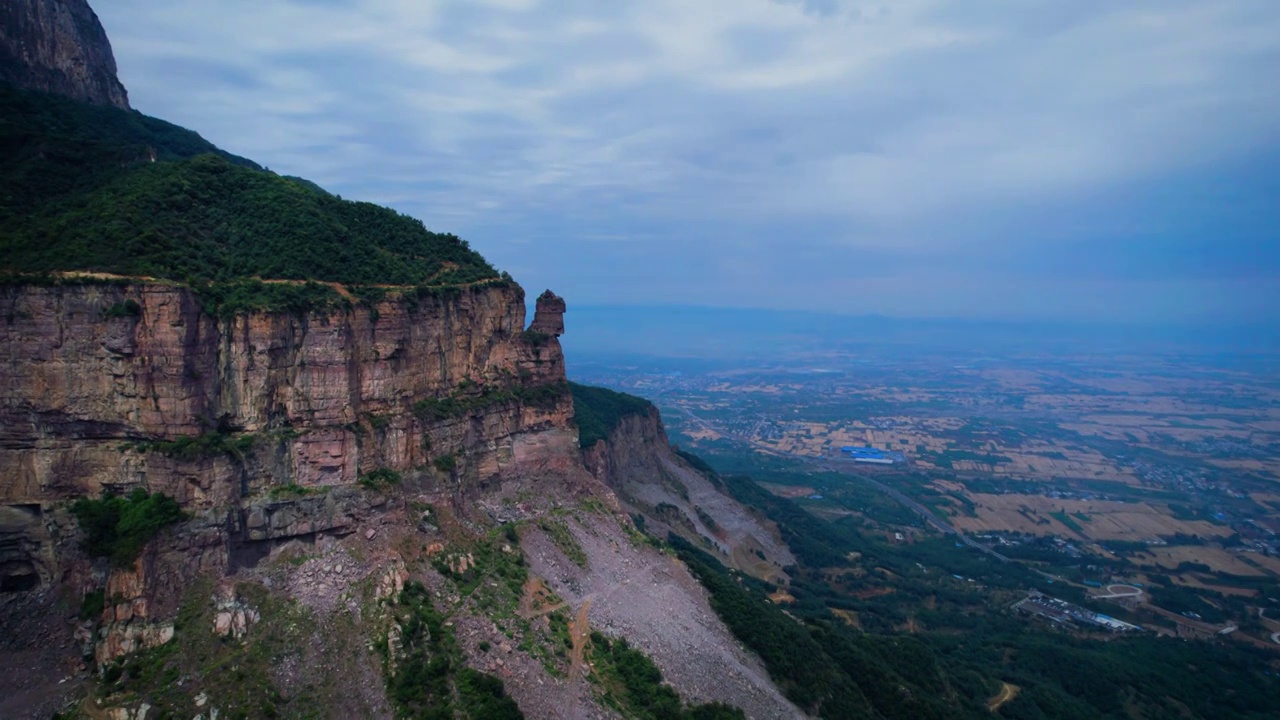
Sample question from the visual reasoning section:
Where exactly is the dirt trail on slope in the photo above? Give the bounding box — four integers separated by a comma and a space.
987, 682, 1020, 711
569, 598, 593, 679
518, 576, 567, 619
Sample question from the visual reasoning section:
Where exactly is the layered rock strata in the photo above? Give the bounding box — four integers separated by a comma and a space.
1, 281, 570, 506
528, 289, 566, 336
0, 280, 575, 660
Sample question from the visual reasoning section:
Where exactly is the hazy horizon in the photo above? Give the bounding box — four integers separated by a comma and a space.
557, 303, 1280, 362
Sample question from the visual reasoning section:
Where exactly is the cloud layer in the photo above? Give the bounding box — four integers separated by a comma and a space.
97, 0, 1280, 323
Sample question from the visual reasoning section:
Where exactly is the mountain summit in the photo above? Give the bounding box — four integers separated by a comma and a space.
0, 0, 128, 108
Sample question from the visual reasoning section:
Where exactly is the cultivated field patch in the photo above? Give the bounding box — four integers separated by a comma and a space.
948, 494, 1231, 541
1134, 546, 1270, 577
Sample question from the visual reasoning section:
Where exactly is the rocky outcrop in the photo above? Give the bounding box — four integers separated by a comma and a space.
0, 281, 571, 506
241, 488, 383, 544
528, 290, 566, 337
583, 409, 794, 583
0, 0, 129, 108
211, 581, 259, 639
0, 273, 807, 719
90, 508, 227, 663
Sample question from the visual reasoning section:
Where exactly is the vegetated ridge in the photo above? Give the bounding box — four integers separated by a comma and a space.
0, 80, 499, 300
569, 380, 656, 448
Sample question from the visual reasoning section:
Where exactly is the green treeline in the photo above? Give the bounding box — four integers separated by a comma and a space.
568, 381, 655, 448
5, 153, 497, 285
588, 631, 744, 719
386, 582, 523, 720
413, 380, 569, 422
1049, 509, 1085, 534
0, 81, 255, 224
672, 535, 946, 719
125, 429, 257, 460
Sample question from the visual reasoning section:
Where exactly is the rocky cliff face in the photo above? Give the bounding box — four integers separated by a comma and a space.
0, 280, 576, 660
528, 289, 566, 336
1, 280, 570, 507
0, 0, 129, 108
0, 6, 805, 715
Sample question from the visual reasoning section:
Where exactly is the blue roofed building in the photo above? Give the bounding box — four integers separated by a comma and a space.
840, 446, 906, 465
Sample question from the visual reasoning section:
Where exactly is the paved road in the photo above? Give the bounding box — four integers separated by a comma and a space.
1089, 584, 1144, 600
814, 461, 1076, 581
813, 458, 1015, 562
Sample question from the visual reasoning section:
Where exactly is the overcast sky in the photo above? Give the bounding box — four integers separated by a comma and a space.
97, 0, 1279, 324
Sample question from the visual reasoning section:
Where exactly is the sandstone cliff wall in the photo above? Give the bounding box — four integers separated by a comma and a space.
0, 0, 129, 108
1, 281, 572, 506
0, 280, 578, 627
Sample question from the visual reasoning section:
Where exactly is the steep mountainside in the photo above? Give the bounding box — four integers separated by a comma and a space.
574, 386, 794, 584
0, 4, 802, 719
0, 0, 128, 108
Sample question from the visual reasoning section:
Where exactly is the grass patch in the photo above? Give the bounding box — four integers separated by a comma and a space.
1050, 510, 1085, 535
95, 579, 308, 718
539, 519, 588, 568
70, 489, 185, 567
588, 631, 744, 720
456, 667, 524, 720
433, 454, 458, 473
267, 482, 317, 500
193, 278, 349, 317
432, 531, 529, 602
125, 430, 256, 460
412, 380, 569, 423
385, 581, 523, 719
102, 298, 142, 318
80, 588, 106, 620
359, 467, 403, 491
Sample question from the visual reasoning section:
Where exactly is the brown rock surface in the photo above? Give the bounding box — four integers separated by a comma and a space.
0, 282, 571, 505
0, 0, 129, 108
0, 279, 576, 665
528, 290, 566, 336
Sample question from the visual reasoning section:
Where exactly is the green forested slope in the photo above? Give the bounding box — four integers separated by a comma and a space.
0, 82, 498, 289
568, 382, 656, 448
0, 80, 255, 220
